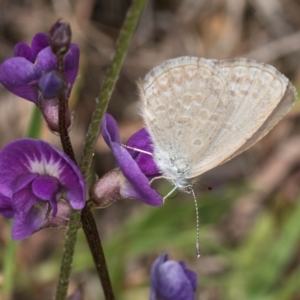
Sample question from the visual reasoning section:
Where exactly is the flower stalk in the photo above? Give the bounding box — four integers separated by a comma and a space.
54, 0, 148, 299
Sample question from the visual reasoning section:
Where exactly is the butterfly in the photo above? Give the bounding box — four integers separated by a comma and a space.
135, 57, 296, 256
138, 57, 296, 194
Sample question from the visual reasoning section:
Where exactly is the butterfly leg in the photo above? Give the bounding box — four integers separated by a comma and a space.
163, 185, 178, 202
121, 144, 153, 156
149, 176, 165, 185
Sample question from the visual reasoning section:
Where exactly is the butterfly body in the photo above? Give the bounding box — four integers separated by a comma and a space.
153, 151, 192, 190
138, 57, 297, 191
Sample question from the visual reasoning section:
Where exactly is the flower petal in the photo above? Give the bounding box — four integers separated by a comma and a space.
0, 57, 40, 103
43, 199, 72, 228
32, 176, 60, 201
127, 128, 160, 177
32, 175, 60, 215
101, 114, 121, 146
180, 262, 197, 291
38, 71, 64, 99
127, 128, 153, 153
12, 203, 47, 240
31, 33, 49, 60
39, 144, 85, 210
64, 44, 80, 93
151, 253, 168, 288
11, 188, 38, 215
11, 190, 37, 223
0, 193, 14, 218
158, 261, 195, 300
14, 42, 34, 62
110, 141, 163, 206
151, 254, 196, 300
13, 173, 39, 193
0, 140, 34, 198
35, 44, 79, 94
0, 139, 85, 210
35, 47, 57, 74
101, 114, 163, 206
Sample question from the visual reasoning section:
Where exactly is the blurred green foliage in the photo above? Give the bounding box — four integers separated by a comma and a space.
10, 178, 297, 300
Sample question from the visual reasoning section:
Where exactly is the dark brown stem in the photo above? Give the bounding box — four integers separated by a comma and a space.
56, 54, 114, 299
81, 208, 114, 299
57, 55, 74, 160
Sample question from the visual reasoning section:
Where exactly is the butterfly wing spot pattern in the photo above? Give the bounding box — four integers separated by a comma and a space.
138, 56, 297, 190
137, 56, 297, 256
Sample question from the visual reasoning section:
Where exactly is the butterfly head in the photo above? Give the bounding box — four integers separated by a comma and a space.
153, 150, 192, 189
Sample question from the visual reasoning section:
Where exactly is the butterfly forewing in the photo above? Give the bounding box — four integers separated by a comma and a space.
188, 58, 297, 177
222, 77, 296, 165
139, 57, 228, 171
139, 57, 297, 182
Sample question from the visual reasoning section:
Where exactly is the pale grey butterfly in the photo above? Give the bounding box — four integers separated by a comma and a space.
132, 57, 297, 256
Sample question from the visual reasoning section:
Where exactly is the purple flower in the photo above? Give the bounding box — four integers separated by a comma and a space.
94, 114, 163, 207
150, 254, 197, 300
0, 33, 79, 132
0, 139, 85, 240
126, 128, 161, 177
49, 20, 72, 56
0, 33, 79, 104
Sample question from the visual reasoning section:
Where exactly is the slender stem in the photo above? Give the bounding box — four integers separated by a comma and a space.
81, 208, 114, 298
79, 0, 147, 299
79, 0, 147, 179
55, 54, 80, 300
25, 105, 42, 138
53, 30, 114, 300
57, 83, 76, 161
2, 222, 18, 300
55, 0, 147, 298
55, 210, 81, 300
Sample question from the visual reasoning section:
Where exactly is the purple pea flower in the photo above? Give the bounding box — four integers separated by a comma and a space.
150, 254, 197, 300
0, 33, 79, 131
0, 32, 79, 103
0, 139, 85, 240
90, 114, 163, 207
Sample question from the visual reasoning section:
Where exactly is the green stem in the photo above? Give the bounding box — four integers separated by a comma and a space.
25, 105, 42, 138
2, 222, 18, 300
80, 0, 147, 179
55, 53, 79, 300
55, 210, 81, 300
55, 0, 147, 299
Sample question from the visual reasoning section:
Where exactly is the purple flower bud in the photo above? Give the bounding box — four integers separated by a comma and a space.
90, 168, 124, 208
49, 20, 72, 57
40, 98, 72, 133
38, 71, 72, 133
150, 254, 197, 300
0, 139, 85, 240
38, 71, 64, 99
99, 114, 163, 207
0, 32, 79, 105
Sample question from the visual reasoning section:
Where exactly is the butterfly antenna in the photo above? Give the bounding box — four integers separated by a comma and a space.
203, 185, 212, 191
194, 180, 212, 191
189, 187, 201, 258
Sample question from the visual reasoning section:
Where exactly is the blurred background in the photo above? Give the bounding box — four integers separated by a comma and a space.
1, 0, 300, 299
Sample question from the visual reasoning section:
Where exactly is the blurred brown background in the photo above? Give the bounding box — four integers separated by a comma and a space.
1, 0, 300, 299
